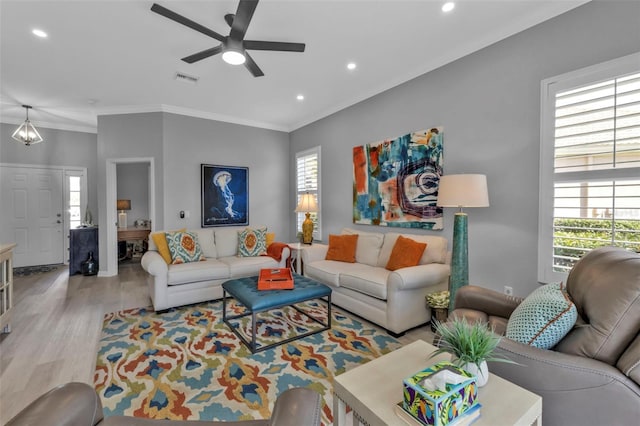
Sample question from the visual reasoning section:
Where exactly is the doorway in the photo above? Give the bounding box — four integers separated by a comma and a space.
0, 164, 87, 267
104, 158, 155, 276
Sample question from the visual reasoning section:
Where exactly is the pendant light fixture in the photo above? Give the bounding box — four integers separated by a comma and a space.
12, 105, 43, 146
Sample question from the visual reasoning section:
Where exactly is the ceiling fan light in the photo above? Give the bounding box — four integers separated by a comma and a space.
222, 50, 246, 65
11, 105, 43, 146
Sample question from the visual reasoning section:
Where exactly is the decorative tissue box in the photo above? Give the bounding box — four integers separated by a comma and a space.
402, 361, 478, 426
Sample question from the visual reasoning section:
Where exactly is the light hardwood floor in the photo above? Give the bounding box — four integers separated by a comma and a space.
0, 262, 433, 424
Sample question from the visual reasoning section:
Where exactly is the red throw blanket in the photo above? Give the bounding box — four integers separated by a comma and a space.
264, 242, 292, 268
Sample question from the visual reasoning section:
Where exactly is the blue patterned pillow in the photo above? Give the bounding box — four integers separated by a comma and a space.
506, 282, 577, 349
166, 231, 205, 264
238, 227, 267, 257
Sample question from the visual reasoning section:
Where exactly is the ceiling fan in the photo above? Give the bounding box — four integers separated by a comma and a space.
150, 0, 305, 77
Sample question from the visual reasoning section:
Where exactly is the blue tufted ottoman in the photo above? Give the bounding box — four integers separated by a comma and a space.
222, 273, 332, 353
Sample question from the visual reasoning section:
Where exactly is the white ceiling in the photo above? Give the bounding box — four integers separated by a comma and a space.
0, 0, 590, 134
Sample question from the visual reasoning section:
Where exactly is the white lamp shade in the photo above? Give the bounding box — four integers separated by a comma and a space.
295, 193, 318, 212
437, 174, 489, 208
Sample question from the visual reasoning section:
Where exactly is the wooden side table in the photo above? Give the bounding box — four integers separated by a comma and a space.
117, 227, 151, 261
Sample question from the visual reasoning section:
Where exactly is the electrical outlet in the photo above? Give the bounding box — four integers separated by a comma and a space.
504, 286, 514, 296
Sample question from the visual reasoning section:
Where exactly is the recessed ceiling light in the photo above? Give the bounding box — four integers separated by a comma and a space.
296, 94, 304, 101
32, 29, 48, 38
442, 2, 455, 13
347, 62, 357, 71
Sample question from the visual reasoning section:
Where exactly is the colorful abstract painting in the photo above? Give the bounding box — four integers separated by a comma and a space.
353, 128, 444, 229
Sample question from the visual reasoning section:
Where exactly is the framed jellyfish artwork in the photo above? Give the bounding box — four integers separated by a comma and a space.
201, 164, 249, 227
352, 128, 444, 230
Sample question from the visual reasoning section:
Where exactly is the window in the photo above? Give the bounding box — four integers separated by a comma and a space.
538, 53, 640, 283
295, 147, 321, 240
69, 176, 82, 229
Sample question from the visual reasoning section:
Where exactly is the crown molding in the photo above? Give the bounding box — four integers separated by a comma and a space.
96, 104, 289, 132
0, 117, 97, 134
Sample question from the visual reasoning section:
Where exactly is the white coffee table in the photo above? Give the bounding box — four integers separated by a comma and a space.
333, 340, 542, 426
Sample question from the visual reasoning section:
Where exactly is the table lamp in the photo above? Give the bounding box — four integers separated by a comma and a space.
436, 174, 489, 311
117, 199, 131, 228
295, 193, 318, 244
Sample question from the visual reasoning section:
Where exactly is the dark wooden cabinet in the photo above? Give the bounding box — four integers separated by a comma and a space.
69, 227, 99, 275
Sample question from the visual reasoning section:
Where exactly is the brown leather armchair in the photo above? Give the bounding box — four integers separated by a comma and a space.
446, 246, 640, 426
6, 382, 322, 426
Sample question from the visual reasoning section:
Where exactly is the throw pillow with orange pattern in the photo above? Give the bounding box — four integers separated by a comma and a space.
166, 231, 205, 264
238, 227, 268, 257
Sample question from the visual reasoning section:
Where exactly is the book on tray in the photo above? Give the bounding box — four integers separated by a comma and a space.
394, 402, 481, 426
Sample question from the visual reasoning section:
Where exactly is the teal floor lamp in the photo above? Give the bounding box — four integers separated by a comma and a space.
436, 174, 489, 311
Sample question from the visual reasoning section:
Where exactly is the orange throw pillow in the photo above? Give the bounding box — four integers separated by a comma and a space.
385, 235, 427, 271
325, 234, 359, 263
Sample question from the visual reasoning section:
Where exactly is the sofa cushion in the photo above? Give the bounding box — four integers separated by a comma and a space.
506, 282, 577, 349
385, 235, 427, 271
166, 231, 206, 264
377, 233, 447, 267
555, 246, 640, 364
214, 228, 239, 258
238, 227, 267, 257
190, 229, 217, 258
218, 255, 278, 277
341, 228, 384, 267
167, 258, 229, 285
325, 234, 358, 263
340, 265, 391, 300
150, 228, 186, 263
304, 260, 354, 288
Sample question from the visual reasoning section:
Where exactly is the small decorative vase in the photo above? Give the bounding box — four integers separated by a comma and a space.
462, 360, 489, 387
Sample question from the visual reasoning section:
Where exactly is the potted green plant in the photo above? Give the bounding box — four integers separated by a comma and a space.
425, 290, 450, 332
430, 317, 514, 386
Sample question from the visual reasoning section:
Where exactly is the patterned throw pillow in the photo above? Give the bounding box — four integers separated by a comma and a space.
238, 227, 267, 257
150, 228, 186, 264
166, 231, 205, 264
506, 282, 577, 349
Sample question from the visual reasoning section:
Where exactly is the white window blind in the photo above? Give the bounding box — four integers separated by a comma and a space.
539, 53, 640, 282
295, 147, 321, 240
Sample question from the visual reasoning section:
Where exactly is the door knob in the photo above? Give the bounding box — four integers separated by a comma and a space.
57, 213, 62, 217
56, 220, 62, 224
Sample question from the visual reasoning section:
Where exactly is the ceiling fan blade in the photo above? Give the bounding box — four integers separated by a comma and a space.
151, 3, 225, 42
230, 0, 259, 41
181, 45, 223, 63
243, 40, 305, 52
243, 52, 264, 77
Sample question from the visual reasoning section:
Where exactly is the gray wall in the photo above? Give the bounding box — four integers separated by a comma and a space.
97, 112, 164, 272
97, 112, 290, 273
162, 113, 290, 238
116, 163, 149, 226
0, 122, 98, 220
289, 1, 640, 296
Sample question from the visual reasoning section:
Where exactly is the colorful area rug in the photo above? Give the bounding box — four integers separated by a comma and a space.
94, 299, 402, 425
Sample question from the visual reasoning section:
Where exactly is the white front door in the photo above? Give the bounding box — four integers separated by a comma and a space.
0, 166, 64, 267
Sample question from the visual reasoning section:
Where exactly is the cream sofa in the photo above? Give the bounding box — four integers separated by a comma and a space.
141, 227, 290, 311
301, 228, 450, 335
